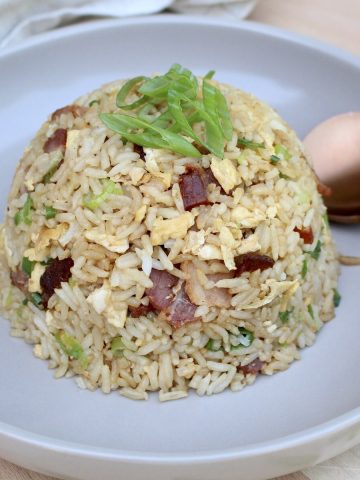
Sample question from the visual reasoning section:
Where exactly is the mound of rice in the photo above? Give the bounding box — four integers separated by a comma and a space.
0, 72, 339, 401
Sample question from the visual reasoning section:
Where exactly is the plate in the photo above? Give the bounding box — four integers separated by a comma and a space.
0, 15, 360, 480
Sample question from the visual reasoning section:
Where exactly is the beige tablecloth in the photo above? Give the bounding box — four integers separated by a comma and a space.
1, 0, 359, 479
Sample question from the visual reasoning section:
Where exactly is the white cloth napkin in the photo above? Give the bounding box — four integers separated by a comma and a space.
0, 0, 258, 48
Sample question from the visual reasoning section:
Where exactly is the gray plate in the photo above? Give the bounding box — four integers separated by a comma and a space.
0, 15, 360, 480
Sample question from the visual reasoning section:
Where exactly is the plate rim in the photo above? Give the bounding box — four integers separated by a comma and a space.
1, 13, 360, 464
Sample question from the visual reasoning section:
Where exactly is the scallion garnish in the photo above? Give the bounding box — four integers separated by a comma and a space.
89, 99, 100, 107
270, 154, 281, 164
101, 64, 233, 159
279, 172, 293, 180
275, 144, 291, 161
22, 256, 35, 276
307, 304, 314, 319
30, 292, 43, 309
55, 330, 88, 368
309, 240, 322, 260
45, 205, 57, 219
333, 289, 341, 307
111, 337, 126, 356
83, 178, 123, 211
231, 327, 254, 349
279, 309, 293, 324
301, 259, 308, 278
237, 138, 265, 150
205, 339, 222, 352
14, 195, 34, 226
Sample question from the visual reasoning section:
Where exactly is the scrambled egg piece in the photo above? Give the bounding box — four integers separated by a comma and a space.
144, 149, 172, 188
241, 280, 299, 310
86, 284, 111, 314
85, 229, 129, 254
28, 263, 46, 293
219, 226, 236, 270
183, 230, 205, 255
237, 234, 261, 255
135, 205, 147, 223
151, 212, 194, 246
25, 224, 67, 262
210, 157, 238, 193
231, 206, 266, 228
65, 130, 80, 163
197, 244, 223, 261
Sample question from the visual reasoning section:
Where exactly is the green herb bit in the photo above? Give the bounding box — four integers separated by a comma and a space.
204, 70, 215, 80
279, 308, 294, 324
301, 259, 308, 279
4, 290, 13, 308
83, 178, 123, 211
323, 213, 330, 229
309, 240, 322, 260
14, 195, 34, 226
42, 162, 60, 184
237, 138, 265, 150
30, 292, 44, 309
333, 289, 341, 308
89, 99, 100, 107
22, 298, 29, 306
68, 278, 77, 288
231, 327, 254, 349
205, 339, 222, 352
270, 154, 281, 164
45, 205, 57, 219
279, 172, 293, 180
22, 256, 35, 276
111, 337, 126, 356
307, 304, 314, 319
274, 144, 291, 161
55, 331, 88, 368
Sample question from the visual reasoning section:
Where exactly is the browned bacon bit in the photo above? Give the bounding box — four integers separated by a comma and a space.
165, 283, 197, 329
146, 269, 178, 311
179, 165, 211, 211
43, 128, 67, 153
238, 358, 264, 375
51, 104, 87, 121
133, 144, 145, 160
235, 253, 275, 276
294, 226, 314, 244
40, 257, 74, 307
128, 304, 154, 318
10, 269, 28, 294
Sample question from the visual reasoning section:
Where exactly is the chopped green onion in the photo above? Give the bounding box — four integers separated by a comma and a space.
323, 213, 330, 229
83, 178, 123, 211
45, 205, 57, 219
205, 339, 222, 352
333, 289, 341, 307
89, 99, 100, 107
301, 259, 308, 278
231, 327, 254, 349
22, 256, 35, 276
111, 337, 126, 356
15, 195, 34, 226
68, 278, 77, 288
42, 162, 60, 184
279, 172, 293, 180
275, 144, 291, 161
55, 330, 88, 368
4, 290, 13, 308
309, 240, 322, 260
116, 76, 148, 110
270, 154, 281, 164
22, 298, 28, 306
101, 64, 233, 160
204, 70, 215, 80
279, 309, 294, 324
307, 304, 314, 319
237, 138, 265, 150
101, 113, 202, 158
30, 292, 43, 309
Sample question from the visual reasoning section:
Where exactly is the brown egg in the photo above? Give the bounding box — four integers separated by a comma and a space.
304, 112, 360, 221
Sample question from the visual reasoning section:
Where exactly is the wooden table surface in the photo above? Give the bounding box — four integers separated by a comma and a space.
1, 0, 359, 479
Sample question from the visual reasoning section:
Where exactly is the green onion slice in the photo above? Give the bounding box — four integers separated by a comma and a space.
83, 178, 123, 211
15, 195, 34, 226
55, 330, 88, 368
111, 337, 126, 356
22, 257, 35, 276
